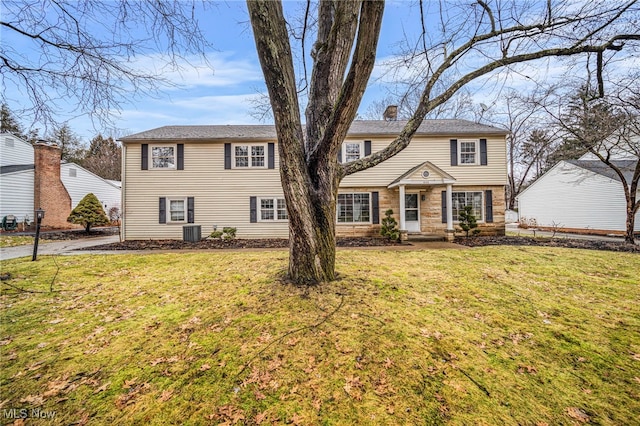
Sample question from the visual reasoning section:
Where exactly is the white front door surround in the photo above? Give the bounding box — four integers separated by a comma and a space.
404, 192, 420, 233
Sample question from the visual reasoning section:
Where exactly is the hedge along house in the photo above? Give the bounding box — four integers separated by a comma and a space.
119, 119, 508, 241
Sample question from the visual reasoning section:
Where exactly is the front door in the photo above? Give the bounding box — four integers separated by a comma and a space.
405, 193, 420, 232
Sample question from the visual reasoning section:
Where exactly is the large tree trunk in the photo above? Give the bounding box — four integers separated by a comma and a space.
248, 0, 382, 284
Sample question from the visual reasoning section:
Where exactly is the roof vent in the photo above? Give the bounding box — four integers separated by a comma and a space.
383, 105, 398, 121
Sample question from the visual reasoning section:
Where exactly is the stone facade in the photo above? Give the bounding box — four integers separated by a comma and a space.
33, 144, 73, 228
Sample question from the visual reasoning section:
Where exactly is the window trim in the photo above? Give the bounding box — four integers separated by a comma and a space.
257, 196, 288, 222
150, 143, 178, 170
232, 143, 268, 169
341, 141, 363, 163
336, 192, 372, 224
166, 197, 187, 223
457, 139, 479, 165
451, 191, 484, 223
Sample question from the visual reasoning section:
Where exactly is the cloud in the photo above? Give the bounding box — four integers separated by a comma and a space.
130, 51, 264, 90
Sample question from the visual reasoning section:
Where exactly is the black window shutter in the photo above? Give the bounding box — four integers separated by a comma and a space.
371, 191, 379, 224
337, 146, 342, 163
249, 196, 257, 223
480, 139, 488, 166
450, 139, 458, 166
177, 144, 184, 170
187, 197, 194, 223
364, 140, 372, 156
485, 190, 493, 223
142, 144, 149, 170
268, 143, 275, 169
159, 197, 166, 223
224, 143, 231, 169
441, 191, 447, 223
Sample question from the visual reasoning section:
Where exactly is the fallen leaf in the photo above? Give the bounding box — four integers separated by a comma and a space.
123, 378, 138, 389
384, 357, 394, 369
200, 364, 211, 371
94, 382, 111, 394
159, 389, 173, 402
566, 407, 590, 423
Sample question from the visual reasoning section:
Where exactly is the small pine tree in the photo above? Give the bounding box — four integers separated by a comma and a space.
380, 209, 400, 241
67, 193, 110, 233
458, 205, 480, 237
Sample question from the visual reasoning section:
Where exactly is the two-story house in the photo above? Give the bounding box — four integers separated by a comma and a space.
119, 119, 508, 241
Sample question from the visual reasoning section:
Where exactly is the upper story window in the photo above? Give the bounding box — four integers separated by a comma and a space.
68, 168, 77, 177
152, 145, 176, 169
340, 140, 371, 164
234, 144, 266, 168
344, 142, 362, 162
459, 140, 478, 165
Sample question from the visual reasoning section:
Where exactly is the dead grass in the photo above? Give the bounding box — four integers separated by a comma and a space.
0, 236, 36, 248
1, 247, 638, 425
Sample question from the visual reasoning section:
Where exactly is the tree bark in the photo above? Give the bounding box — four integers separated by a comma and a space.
248, 0, 383, 284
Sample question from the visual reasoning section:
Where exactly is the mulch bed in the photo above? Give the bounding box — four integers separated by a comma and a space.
86, 237, 404, 251
455, 235, 640, 253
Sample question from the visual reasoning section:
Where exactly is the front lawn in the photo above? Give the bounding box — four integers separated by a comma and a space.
1, 247, 638, 425
0, 235, 35, 248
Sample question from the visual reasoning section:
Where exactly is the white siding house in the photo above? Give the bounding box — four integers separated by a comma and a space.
0, 132, 122, 227
0, 133, 35, 223
60, 163, 121, 215
517, 159, 639, 234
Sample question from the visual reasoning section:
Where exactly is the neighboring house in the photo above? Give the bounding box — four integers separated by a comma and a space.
119, 119, 508, 241
0, 133, 34, 224
60, 163, 121, 215
517, 154, 640, 234
0, 132, 121, 228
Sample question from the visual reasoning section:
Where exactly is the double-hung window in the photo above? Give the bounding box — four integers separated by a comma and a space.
459, 140, 478, 165
259, 197, 288, 221
344, 142, 362, 162
234, 144, 266, 168
168, 198, 187, 222
152, 145, 176, 169
337, 193, 371, 223
452, 192, 483, 221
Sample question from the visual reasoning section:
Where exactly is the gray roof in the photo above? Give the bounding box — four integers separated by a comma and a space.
0, 164, 34, 175
120, 119, 507, 141
566, 159, 638, 183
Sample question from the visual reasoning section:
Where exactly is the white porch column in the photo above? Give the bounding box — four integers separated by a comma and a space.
446, 183, 454, 231
399, 184, 406, 230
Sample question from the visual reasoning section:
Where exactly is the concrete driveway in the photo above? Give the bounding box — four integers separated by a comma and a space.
0, 235, 120, 261
505, 223, 635, 243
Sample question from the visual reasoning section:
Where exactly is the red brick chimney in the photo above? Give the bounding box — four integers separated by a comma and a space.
33, 143, 72, 228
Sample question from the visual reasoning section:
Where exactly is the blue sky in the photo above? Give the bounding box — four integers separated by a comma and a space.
4, 1, 434, 141
2, 1, 637, 142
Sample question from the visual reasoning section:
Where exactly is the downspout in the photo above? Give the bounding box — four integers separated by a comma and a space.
120, 142, 126, 242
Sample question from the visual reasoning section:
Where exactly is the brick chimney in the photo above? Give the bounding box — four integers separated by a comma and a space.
33, 143, 72, 228
383, 105, 398, 121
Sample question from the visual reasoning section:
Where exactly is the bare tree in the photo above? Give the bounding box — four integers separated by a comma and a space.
248, 0, 639, 283
551, 85, 639, 244
1, 0, 212, 130
485, 89, 558, 209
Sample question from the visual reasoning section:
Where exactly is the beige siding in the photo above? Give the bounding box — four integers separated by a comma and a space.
123, 141, 289, 240
341, 136, 507, 187
123, 134, 507, 240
